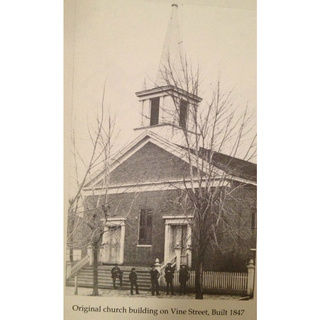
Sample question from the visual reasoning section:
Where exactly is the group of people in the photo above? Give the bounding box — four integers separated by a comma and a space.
150, 262, 190, 296
110, 262, 190, 296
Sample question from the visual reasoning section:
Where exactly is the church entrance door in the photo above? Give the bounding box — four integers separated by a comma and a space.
100, 218, 126, 265
163, 216, 193, 269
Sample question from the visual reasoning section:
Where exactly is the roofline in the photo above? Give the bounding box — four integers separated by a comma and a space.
84, 130, 256, 189
133, 122, 200, 136
135, 85, 202, 103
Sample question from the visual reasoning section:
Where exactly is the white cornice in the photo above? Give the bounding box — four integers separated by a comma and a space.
83, 179, 231, 195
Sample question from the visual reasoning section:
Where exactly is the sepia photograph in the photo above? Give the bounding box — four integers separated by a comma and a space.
3, 1, 320, 320
65, 0, 256, 303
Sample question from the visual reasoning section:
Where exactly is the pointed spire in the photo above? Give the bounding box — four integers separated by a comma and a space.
155, 3, 184, 86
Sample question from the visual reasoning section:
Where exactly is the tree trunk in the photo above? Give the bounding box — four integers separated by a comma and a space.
91, 242, 99, 296
68, 216, 74, 263
195, 260, 203, 299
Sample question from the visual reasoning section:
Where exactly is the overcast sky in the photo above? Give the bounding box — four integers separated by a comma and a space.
65, 0, 256, 190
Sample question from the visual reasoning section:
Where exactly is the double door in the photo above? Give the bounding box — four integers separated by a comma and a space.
169, 224, 188, 259
101, 226, 121, 264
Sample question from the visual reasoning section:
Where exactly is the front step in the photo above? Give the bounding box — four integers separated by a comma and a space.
66, 265, 152, 290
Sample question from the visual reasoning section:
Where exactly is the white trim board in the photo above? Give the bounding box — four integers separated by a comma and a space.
83, 179, 231, 195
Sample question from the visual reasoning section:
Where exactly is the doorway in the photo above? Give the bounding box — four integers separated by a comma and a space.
100, 217, 126, 264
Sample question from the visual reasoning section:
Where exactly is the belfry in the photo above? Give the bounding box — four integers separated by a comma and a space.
134, 3, 202, 147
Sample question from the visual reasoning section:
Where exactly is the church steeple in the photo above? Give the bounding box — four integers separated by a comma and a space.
155, 3, 183, 86
134, 3, 202, 146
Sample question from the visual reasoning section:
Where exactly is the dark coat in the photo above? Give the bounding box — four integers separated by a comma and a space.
129, 271, 137, 282
164, 265, 175, 281
150, 269, 160, 282
179, 267, 189, 283
111, 266, 122, 279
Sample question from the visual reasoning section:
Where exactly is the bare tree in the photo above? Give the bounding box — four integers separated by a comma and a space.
158, 55, 256, 299
67, 83, 117, 296
67, 83, 144, 296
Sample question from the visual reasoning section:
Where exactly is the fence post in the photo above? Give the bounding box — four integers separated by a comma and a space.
246, 259, 255, 296
74, 275, 78, 295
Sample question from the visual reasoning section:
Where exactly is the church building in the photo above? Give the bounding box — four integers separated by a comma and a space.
71, 3, 256, 276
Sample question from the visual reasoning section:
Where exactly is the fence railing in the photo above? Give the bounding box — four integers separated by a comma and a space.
168, 270, 248, 294
66, 255, 90, 280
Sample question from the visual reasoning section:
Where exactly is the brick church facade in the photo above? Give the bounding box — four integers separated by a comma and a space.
82, 131, 256, 272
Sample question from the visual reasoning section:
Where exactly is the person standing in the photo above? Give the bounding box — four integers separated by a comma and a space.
111, 264, 123, 289
179, 264, 189, 295
164, 262, 175, 295
129, 268, 139, 295
150, 265, 160, 296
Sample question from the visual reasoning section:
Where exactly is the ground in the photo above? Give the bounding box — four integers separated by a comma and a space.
65, 287, 242, 300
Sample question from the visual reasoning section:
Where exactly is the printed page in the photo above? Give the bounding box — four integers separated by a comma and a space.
64, 0, 257, 319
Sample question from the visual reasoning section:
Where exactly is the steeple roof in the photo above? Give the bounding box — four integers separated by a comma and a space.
155, 3, 183, 86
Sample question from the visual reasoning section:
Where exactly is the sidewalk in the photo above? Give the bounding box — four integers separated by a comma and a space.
65, 286, 241, 300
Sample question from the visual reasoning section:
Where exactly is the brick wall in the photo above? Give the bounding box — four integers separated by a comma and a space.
77, 141, 257, 271
109, 142, 194, 185
204, 183, 256, 272
82, 184, 256, 271
107, 189, 183, 266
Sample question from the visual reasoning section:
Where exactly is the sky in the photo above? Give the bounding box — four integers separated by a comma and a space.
65, 0, 256, 192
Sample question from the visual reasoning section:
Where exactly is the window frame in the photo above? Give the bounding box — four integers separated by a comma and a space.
179, 99, 188, 128
138, 209, 153, 246
150, 97, 160, 126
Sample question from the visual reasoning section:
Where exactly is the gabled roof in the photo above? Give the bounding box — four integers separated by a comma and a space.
178, 146, 257, 182
84, 130, 256, 190
84, 130, 202, 189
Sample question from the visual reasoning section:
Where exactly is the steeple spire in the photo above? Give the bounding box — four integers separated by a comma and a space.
155, 3, 183, 86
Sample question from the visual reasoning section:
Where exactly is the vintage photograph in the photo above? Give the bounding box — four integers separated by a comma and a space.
65, 0, 256, 301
